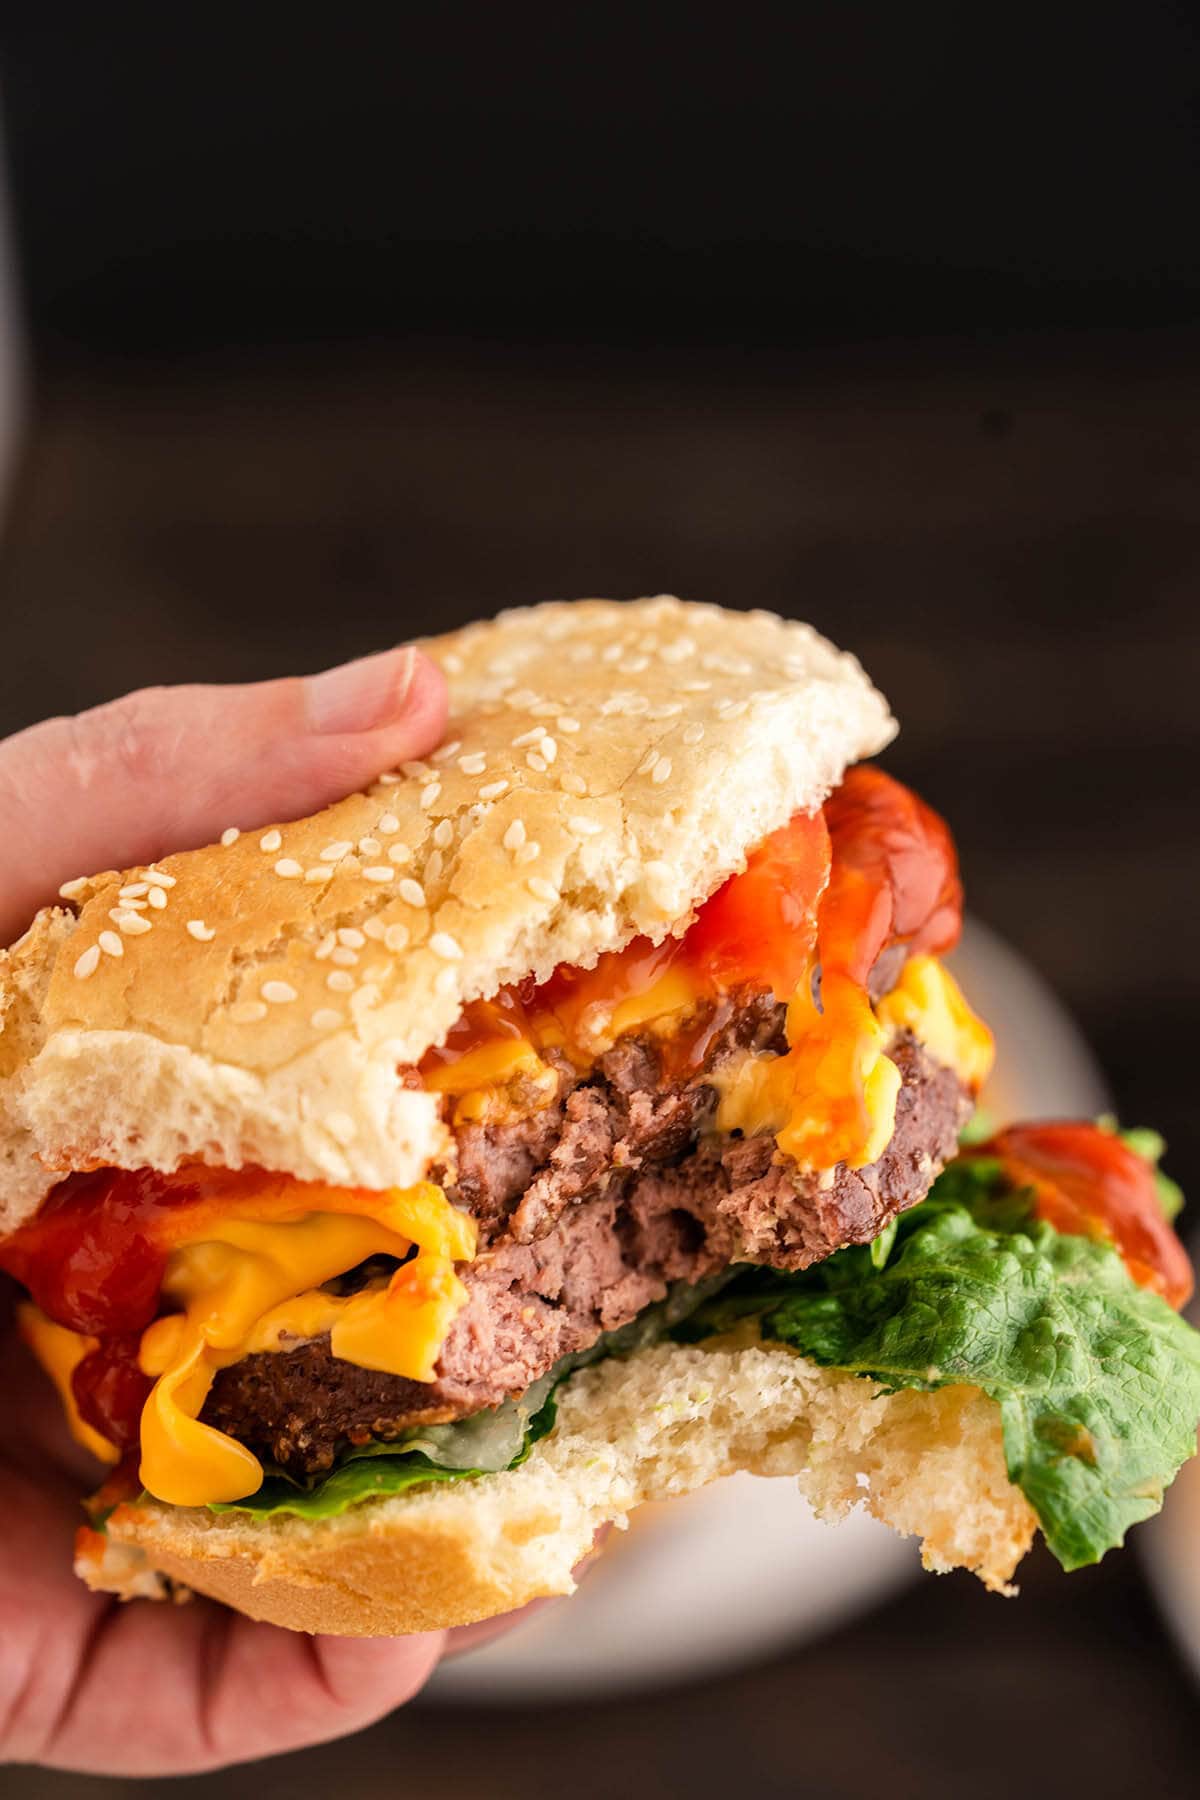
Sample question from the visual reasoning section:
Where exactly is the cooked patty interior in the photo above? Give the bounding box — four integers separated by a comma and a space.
203, 967, 970, 1477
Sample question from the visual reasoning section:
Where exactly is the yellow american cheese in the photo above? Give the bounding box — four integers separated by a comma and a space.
136, 1183, 476, 1507
715, 954, 991, 1172
17, 1304, 120, 1465
875, 955, 995, 1092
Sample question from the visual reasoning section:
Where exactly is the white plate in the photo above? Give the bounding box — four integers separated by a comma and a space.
431, 917, 1109, 1702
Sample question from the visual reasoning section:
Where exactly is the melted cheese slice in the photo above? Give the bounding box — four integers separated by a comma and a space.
135, 1182, 476, 1507
17, 1303, 120, 1465
875, 955, 995, 1091
715, 955, 993, 1172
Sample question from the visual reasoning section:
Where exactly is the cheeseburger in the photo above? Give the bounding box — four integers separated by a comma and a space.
1, 597, 1197, 1633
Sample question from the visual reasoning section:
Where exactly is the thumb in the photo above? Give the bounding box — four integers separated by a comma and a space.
0, 647, 447, 946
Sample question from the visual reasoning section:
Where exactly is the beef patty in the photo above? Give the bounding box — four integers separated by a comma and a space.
203, 1012, 971, 1476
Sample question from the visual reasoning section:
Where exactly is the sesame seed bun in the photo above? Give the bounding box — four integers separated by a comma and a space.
81, 1341, 1036, 1631
0, 597, 893, 1232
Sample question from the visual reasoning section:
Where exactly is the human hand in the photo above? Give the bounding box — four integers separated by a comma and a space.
0, 647, 503, 1775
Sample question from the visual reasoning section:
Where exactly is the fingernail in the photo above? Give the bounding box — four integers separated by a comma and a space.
306, 647, 418, 735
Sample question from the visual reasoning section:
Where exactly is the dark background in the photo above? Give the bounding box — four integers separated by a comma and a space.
2, 8, 1199, 1796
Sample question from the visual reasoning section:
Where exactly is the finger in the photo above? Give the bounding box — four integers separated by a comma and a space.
0, 646, 447, 945
2, 1504, 446, 1778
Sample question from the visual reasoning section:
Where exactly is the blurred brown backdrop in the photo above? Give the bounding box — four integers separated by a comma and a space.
2, 6, 1200, 1795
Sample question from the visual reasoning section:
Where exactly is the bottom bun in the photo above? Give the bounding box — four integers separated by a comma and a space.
81, 1341, 1037, 1634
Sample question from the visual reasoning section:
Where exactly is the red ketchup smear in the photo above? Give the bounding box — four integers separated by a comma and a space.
423, 767, 964, 1080
976, 1122, 1193, 1310
819, 764, 963, 984
0, 1165, 306, 1449
6, 767, 968, 1447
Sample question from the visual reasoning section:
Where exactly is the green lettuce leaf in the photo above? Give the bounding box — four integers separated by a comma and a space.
679, 1158, 1200, 1570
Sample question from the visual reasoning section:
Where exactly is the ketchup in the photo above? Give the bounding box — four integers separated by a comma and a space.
975, 1121, 1193, 1310
422, 768, 964, 1078
821, 765, 963, 984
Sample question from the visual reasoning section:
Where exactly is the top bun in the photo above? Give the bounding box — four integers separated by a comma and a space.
0, 598, 893, 1232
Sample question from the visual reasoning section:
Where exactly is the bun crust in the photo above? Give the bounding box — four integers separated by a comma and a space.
85, 1342, 1036, 1632
0, 598, 893, 1231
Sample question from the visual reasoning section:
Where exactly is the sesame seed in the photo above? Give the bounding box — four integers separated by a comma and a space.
619, 656, 650, 674
314, 932, 337, 960
527, 876, 558, 903
557, 716, 581, 733
305, 866, 333, 883
515, 841, 541, 864
377, 771, 401, 785
259, 830, 282, 853
648, 702, 683, 719
560, 772, 587, 797
507, 687, 540, 708
326, 970, 355, 991
526, 752, 547, 773
331, 946, 359, 967
458, 752, 487, 775
274, 858, 304, 878
310, 1008, 344, 1030
682, 722, 705, 745
186, 919, 216, 942
387, 842, 412, 864
74, 945, 101, 979
113, 896, 147, 912
230, 999, 268, 1023
479, 780, 508, 801
377, 812, 400, 834
442, 653, 464, 675
401, 760, 431, 779
145, 868, 176, 888
59, 876, 90, 901
429, 931, 463, 960
363, 865, 394, 883
425, 850, 444, 883
262, 980, 298, 1004
362, 916, 387, 940
97, 930, 123, 957
320, 840, 353, 862
431, 739, 462, 763
503, 819, 526, 851
679, 679, 711, 693
384, 923, 410, 952
338, 927, 366, 948
398, 878, 427, 907
568, 815, 602, 837
512, 727, 544, 747
220, 827, 241, 847
147, 886, 168, 909
719, 698, 749, 721
116, 911, 152, 936
435, 965, 458, 995
119, 882, 149, 899
539, 736, 558, 763
419, 783, 442, 810
433, 819, 453, 849
652, 758, 673, 785
358, 837, 381, 856
530, 699, 561, 717
324, 1111, 358, 1146
637, 750, 659, 775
